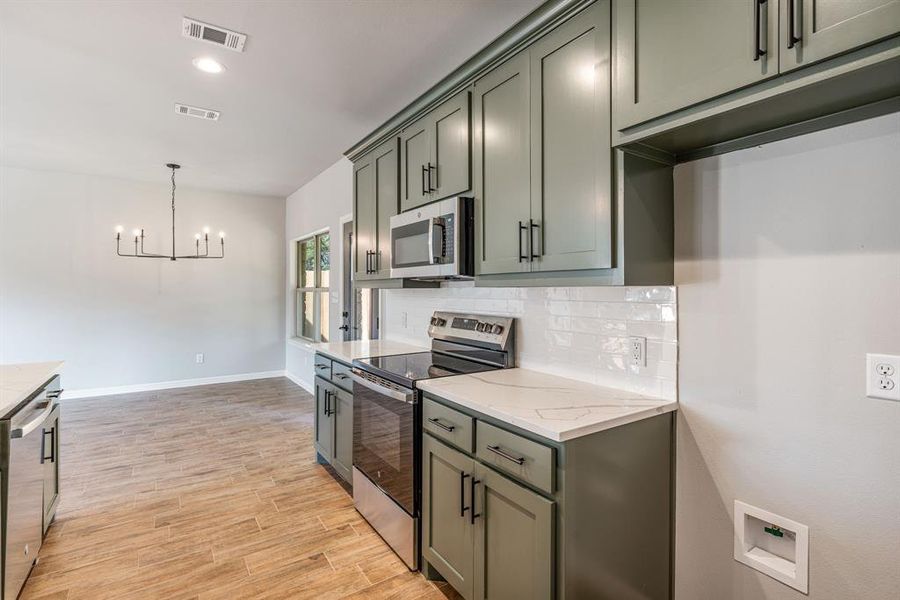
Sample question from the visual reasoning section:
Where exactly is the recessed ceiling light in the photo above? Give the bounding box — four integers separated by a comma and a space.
192, 57, 225, 74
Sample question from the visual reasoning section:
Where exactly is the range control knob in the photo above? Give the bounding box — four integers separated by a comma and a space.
490, 324, 504, 335
475, 322, 487, 332
435, 317, 446, 326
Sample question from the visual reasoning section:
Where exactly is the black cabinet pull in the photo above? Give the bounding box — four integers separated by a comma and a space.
421, 164, 428, 196
470, 478, 481, 524
46, 427, 55, 463
518, 221, 528, 262
460, 471, 470, 517
486, 444, 526, 465
788, 0, 801, 48
324, 390, 333, 416
427, 417, 455, 433
315, 363, 329, 371
529, 219, 540, 260
754, 0, 767, 61
428, 162, 437, 192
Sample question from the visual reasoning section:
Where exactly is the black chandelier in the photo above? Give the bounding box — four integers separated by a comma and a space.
115, 163, 225, 260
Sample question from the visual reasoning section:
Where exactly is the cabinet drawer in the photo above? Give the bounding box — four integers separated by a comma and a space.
314, 354, 332, 380
475, 421, 555, 495
424, 397, 474, 452
331, 361, 353, 391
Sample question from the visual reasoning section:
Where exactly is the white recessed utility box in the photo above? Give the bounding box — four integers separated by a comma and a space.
734, 501, 809, 594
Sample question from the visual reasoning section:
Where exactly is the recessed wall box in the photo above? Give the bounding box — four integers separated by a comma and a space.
734, 500, 809, 594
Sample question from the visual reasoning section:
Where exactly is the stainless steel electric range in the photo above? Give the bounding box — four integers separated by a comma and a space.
350, 311, 515, 570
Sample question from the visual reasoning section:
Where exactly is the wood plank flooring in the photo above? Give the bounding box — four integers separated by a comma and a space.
21, 377, 460, 600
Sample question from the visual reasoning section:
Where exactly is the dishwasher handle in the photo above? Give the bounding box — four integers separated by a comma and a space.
10, 401, 55, 439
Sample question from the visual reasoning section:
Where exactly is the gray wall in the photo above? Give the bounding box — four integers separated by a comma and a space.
284, 157, 352, 390
0, 166, 286, 391
673, 112, 900, 599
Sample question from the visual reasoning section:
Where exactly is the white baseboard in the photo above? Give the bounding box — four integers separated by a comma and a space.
284, 370, 314, 394
63, 370, 289, 399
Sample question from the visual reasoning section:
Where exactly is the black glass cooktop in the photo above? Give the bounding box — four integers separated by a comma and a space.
354, 351, 500, 388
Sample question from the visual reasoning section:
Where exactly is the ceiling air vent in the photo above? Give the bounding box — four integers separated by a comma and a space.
182, 18, 247, 52
174, 103, 220, 121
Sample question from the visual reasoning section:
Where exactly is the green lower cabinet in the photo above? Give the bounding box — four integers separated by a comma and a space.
314, 377, 334, 463
423, 434, 476, 599
473, 462, 554, 600
42, 404, 60, 534
331, 386, 353, 483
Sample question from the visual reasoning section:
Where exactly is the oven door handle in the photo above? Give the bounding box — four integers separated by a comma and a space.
10, 401, 54, 439
350, 370, 416, 404
427, 217, 446, 265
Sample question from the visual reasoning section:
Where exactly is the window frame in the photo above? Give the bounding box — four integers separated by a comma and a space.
295, 231, 330, 342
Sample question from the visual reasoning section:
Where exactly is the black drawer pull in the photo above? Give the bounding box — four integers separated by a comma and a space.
486, 444, 526, 465
428, 417, 455, 433
334, 373, 349, 380
315, 364, 329, 370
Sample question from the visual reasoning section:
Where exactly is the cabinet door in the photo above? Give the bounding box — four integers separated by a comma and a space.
374, 138, 399, 278
331, 387, 353, 483
780, 0, 900, 72
423, 435, 476, 600
614, 0, 778, 130
473, 463, 554, 600
432, 90, 472, 200
531, 1, 612, 272
314, 378, 334, 462
42, 405, 60, 534
353, 154, 377, 280
473, 51, 532, 276
400, 115, 433, 212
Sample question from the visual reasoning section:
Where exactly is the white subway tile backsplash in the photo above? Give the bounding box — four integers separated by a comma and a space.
381, 285, 677, 400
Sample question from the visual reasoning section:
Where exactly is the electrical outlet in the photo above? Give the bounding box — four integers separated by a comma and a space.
629, 336, 647, 367
195, 353, 204, 364
867, 353, 899, 401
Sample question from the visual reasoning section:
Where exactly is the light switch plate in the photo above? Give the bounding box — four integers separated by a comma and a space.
866, 353, 899, 401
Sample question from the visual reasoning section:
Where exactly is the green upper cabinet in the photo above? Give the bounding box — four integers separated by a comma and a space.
400, 116, 432, 212
779, 0, 900, 72
353, 156, 376, 280
353, 137, 398, 281
473, 461, 554, 600
423, 435, 476, 600
613, 0, 778, 130
475, 0, 612, 277
530, 0, 612, 272
400, 90, 472, 212
473, 51, 532, 276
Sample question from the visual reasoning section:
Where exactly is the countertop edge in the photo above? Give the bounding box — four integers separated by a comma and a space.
0, 361, 65, 417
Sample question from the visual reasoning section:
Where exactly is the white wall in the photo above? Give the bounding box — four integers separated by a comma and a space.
673, 112, 900, 599
383, 283, 678, 399
0, 166, 286, 392
284, 157, 352, 390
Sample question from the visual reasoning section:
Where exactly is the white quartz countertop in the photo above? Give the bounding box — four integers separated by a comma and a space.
0, 361, 64, 417
311, 340, 427, 365
417, 368, 677, 442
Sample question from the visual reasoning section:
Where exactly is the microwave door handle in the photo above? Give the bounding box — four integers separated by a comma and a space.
428, 218, 446, 264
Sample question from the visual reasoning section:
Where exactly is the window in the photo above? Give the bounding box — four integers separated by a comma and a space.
295, 232, 329, 342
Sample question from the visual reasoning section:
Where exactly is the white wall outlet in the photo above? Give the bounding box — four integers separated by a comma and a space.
734, 501, 809, 593
195, 353, 204, 364
867, 353, 899, 401
629, 336, 647, 367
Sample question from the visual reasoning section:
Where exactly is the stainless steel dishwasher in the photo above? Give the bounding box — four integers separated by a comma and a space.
2, 381, 58, 600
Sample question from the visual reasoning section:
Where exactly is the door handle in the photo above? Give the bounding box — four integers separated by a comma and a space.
427, 218, 446, 264
338, 325, 349, 332
323, 390, 332, 416
518, 221, 528, 263
460, 471, 470, 517
41, 427, 55, 464
427, 417, 455, 433
421, 164, 428, 196
486, 444, 526, 465
470, 477, 481, 524
787, 0, 801, 48
529, 219, 540, 260
428, 162, 437, 192
754, 0, 767, 61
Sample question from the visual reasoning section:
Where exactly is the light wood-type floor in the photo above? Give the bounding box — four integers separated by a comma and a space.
21, 378, 461, 600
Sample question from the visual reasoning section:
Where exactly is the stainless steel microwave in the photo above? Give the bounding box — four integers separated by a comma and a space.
389, 197, 473, 280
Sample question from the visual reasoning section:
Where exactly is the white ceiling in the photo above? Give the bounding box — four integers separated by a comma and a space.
0, 0, 543, 197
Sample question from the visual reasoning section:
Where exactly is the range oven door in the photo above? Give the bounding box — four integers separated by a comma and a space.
351, 368, 418, 516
